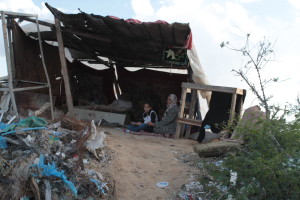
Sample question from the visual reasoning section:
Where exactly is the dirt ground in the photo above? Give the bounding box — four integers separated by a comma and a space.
94, 127, 201, 200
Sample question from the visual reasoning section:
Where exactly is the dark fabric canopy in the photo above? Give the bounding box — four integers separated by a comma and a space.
43, 3, 192, 68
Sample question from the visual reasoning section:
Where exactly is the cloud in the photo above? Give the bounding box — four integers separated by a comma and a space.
130, 0, 300, 108
0, 56, 7, 77
287, 0, 300, 23
288, 0, 300, 10
0, 0, 52, 19
0, 0, 76, 20
131, 0, 155, 17
237, 0, 261, 3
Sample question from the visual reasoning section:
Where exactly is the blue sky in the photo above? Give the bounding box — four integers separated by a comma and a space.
31, 0, 135, 18
0, 0, 299, 109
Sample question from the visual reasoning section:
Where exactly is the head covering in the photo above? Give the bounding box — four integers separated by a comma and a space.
167, 94, 177, 108
163, 94, 177, 119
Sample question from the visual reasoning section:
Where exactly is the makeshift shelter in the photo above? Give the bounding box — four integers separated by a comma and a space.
4, 3, 210, 122
0, 3, 208, 123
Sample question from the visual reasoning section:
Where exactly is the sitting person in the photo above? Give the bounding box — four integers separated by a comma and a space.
148, 94, 179, 136
126, 102, 158, 133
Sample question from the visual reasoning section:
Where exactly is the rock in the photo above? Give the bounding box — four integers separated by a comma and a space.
194, 141, 240, 157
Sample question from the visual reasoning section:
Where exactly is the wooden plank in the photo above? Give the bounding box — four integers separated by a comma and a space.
13, 85, 49, 92
0, 11, 37, 18
178, 88, 188, 119
7, 19, 16, 80
175, 87, 187, 139
177, 118, 202, 126
36, 17, 55, 120
239, 96, 244, 118
23, 17, 54, 28
185, 89, 197, 138
181, 82, 244, 95
1, 14, 18, 114
229, 93, 237, 123
54, 18, 74, 116
236, 88, 244, 95
74, 108, 126, 125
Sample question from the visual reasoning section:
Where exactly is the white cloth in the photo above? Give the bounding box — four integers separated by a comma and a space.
187, 42, 211, 99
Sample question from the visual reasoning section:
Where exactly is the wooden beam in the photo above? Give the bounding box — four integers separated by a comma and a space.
185, 89, 197, 138
1, 11, 37, 18
2, 14, 18, 114
229, 93, 237, 123
23, 17, 54, 28
177, 118, 202, 126
182, 82, 244, 95
54, 17, 74, 116
175, 87, 187, 139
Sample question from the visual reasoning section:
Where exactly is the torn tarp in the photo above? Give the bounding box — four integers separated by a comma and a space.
31, 154, 78, 196
0, 116, 48, 135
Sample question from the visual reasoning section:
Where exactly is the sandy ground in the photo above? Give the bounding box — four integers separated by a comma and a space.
96, 127, 201, 200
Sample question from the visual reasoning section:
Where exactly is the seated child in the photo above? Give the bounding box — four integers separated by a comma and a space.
126, 102, 158, 133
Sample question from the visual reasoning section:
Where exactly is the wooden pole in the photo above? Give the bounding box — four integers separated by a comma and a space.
175, 87, 187, 139
229, 93, 237, 124
185, 89, 197, 138
1, 13, 18, 114
36, 17, 54, 120
54, 17, 74, 116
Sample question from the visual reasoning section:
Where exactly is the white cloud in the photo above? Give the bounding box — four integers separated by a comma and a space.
131, 0, 300, 108
0, 0, 52, 19
0, 0, 76, 20
131, 0, 155, 18
288, 0, 300, 10
0, 56, 7, 77
237, 0, 261, 3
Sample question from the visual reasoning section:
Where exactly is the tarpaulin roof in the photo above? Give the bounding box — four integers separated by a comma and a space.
42, 3, 192, 68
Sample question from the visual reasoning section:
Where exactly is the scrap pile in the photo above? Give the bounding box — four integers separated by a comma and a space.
0, 115, 112, 200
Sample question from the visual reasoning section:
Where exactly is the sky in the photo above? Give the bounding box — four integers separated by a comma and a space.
0, 0, 299, 110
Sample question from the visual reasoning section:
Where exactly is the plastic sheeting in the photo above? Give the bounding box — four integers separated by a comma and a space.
187, 42, 211, 99
32, 154, 78, 196
0, 136, 7, 148
0, 116, 48, 134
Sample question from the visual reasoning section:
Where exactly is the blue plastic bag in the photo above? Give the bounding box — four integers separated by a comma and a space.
0, 136, 7, 148
32, 154, 77, 196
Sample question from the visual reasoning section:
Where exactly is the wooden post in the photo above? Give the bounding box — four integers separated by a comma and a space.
229, 93, 237, 123
7, 19, 16, 80
175, 87, 187, 139
1, 14, 18, 114
185, 89, 197, 138
54, 18, 74, 116
239, 96, 244, 118
36, 17, 55, 120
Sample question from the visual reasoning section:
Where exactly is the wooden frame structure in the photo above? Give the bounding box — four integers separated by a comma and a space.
175, 82, 245, 139
0, 11, 54, 119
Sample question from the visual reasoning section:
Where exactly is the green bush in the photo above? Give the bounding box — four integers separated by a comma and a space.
202, 111, 300, 200
201, 35, 300, 199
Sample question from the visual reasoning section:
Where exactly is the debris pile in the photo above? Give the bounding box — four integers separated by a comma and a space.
178, 181, 204, 200
0, 115, 112, 200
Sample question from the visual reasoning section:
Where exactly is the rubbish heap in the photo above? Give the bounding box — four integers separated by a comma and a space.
0, 115, 112, 200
